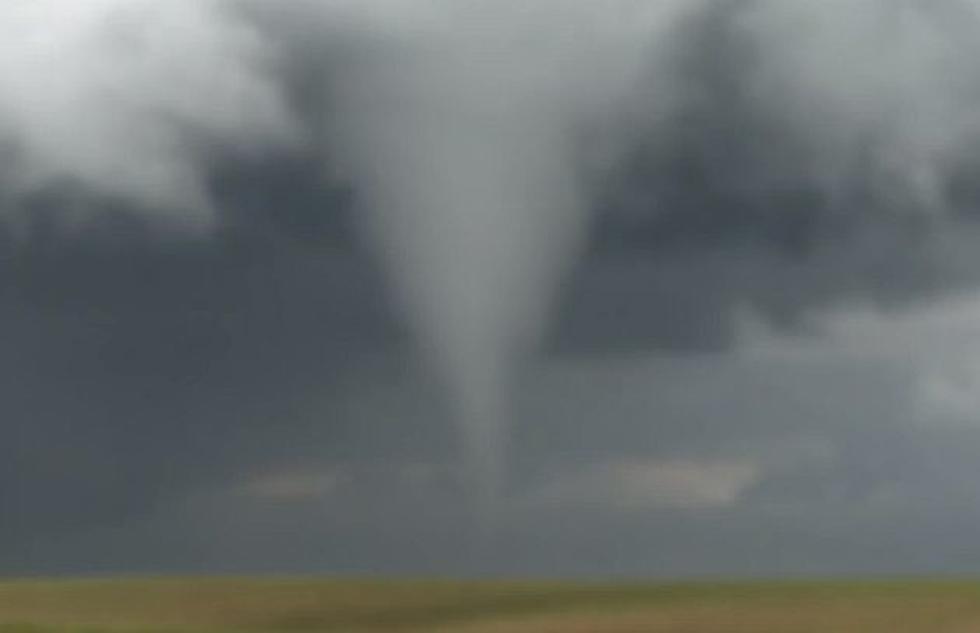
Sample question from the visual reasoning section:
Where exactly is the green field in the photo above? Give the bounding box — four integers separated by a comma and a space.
2, 578, 980, 632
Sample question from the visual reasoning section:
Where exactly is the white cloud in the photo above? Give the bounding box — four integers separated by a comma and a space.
236, 460, 450, 503
739, 0, 980, 213
917, 350, 980, 425
738, 291, 980, 361
522, 457, 763, 512
0, 0, 296, 226
736, 290, 980, 427
240, 468, 343, 502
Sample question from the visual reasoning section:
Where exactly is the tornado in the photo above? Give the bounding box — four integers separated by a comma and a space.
319, 0, 695, 517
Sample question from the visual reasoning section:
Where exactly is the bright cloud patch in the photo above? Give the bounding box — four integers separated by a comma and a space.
241, 468, 343, 501
524, 458, 763, 512
0, 0, 295, 224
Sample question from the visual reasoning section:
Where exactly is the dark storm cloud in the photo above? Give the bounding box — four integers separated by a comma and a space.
0, 212, 401, 547
12, 348, 980, 578
6, 0, 980, 360
233, 0, 980, 355
8, 0, 980, 577
573, 0, 980, 349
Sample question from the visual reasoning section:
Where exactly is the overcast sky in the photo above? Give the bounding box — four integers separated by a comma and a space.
6, 0, 980, 578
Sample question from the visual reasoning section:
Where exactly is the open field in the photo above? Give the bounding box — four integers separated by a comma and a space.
2, 578, 980, 632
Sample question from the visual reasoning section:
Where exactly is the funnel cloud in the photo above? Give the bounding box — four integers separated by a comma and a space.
313, 0, 699, 513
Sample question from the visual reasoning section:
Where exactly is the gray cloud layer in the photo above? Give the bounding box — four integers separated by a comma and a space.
5, 0, 980, 576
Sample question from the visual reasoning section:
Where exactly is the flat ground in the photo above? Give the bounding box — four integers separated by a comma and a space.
2, 578, 980, 632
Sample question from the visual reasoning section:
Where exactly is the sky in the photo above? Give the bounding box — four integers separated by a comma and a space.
6, 0, 980, 578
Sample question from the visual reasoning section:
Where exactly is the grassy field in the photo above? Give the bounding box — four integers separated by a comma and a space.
2, 578, 980, 632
